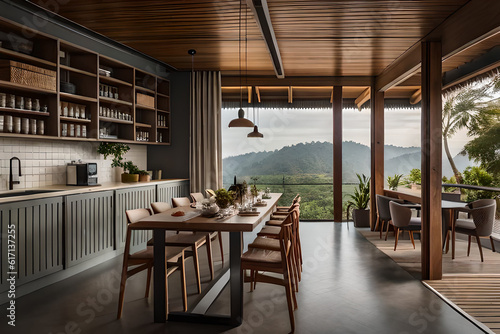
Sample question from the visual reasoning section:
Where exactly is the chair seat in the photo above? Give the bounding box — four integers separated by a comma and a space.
130, 246, 186, 262
409, 217, 421, 225
257, 225, 281, 237
455, 218, 475, 230
265, 219, 283, 226
241, 248, 283, 265
249, 237, 280, 251
147, 232, 207, 247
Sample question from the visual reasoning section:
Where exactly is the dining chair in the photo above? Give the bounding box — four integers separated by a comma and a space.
150, 202, 216, 293
151, 201, 171, 213
375, 194, 404, 239
274, 193, 300, 212
448, 199, 496, 262
117, 208, 187, 319
172, 197, 191, 208
190, 192, 225, 265
190, 192, 205, 203
257, 207, 302, 289
268, 201, 300, 222
241, 213, 297, 333
389, 201, 422, 251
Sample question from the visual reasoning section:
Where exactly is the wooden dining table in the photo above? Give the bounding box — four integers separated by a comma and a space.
132, 193, 282, 325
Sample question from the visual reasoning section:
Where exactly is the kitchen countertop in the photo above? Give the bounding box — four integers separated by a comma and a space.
0, 179, 189, 203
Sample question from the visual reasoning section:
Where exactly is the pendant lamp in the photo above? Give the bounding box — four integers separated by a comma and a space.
229, 0, 254, 128
247, 104, 263, 138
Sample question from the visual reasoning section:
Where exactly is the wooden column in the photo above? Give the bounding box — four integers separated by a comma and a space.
370, 88, 384, 230
421, 41, 443, 280
333, 86, 343, 222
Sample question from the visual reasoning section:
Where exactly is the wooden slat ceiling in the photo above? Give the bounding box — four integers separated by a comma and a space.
31, 0, 477, 78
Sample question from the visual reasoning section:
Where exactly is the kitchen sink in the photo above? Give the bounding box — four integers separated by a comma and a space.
0, 190, 61, 198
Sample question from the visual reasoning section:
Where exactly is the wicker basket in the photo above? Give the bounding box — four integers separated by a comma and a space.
136, 92, 155, 108
0, 60, 56, 92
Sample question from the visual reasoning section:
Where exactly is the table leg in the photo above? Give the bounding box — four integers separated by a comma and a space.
230, 231, 243, 325
451, 211, 456, 260
154, 228, 167, 323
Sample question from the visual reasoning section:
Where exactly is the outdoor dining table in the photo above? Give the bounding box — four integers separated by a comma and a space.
132, 193, 282, 325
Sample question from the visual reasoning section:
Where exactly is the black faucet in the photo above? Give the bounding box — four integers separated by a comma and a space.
9, 157, 21, 190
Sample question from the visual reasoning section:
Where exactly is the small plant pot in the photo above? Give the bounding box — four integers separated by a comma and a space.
352, 208, 371, 228
121, 173, 139, 182
139, 174, 151, 182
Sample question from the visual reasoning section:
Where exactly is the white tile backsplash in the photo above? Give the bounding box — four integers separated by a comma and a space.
0, 138, 147, 191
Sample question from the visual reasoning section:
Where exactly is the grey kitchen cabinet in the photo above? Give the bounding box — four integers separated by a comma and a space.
156, 180, 189, 204
115, 185, 156, 251
64, 191, 114, 267
0, 197, 63, 293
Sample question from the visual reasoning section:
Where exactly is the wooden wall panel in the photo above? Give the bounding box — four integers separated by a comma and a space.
115, 185, 156, 251
65, 191, 115, 267
0, 197, 63, 292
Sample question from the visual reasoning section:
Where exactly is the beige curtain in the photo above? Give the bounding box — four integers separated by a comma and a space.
190, 71, 222, 193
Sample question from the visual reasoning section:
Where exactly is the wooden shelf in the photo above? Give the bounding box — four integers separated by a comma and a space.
136, 86, 155, 94
60, 92, 97, 103
0, 107, 50, 117
0, 47, 57, 68
0, 80, 56, 94
157, 92, 169, 98
60, 136, 97, 142
136, 104, 155, 111
99, 116, 133, 125
157, 126, 169, 129
0, 132, 57, 140
157, 109, 170, 114
60, 65, 96, 78
60, 116, 91, 123
135, 122, 151, 128
99, 96, 133, 106
99, 75, 133, 87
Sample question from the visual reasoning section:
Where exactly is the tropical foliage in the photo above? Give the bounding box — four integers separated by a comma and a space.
387, 174, 403, 190
347, 174, 370, 210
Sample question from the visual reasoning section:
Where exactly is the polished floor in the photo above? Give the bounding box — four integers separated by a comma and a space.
0, 223, 487, 334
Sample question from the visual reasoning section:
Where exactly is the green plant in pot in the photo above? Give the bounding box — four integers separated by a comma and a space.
97, 142, 130, 168
138, 170, 151, 182
387, 174, 403, 191
347, 173, 371, 227
121, 161, 140, 182
214, 188, 235, 210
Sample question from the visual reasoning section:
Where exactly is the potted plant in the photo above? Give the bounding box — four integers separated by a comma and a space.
214, 188, 235, 214
387, 174, 403, 191
347, 173, 371, 227
138, 170, 151, 182
407, 168, 421, 190
121, 161, 140, 182
97, 142, 131, 181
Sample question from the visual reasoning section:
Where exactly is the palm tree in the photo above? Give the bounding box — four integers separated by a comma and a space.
442, 85, 491, 183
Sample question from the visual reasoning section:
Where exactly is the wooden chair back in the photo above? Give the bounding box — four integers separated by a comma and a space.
151, 202, 172, 214
190, 192, 205, 203
172, 197, 191, 207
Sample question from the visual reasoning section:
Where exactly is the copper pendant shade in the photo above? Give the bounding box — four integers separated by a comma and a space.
247, 125, 263, 138
228, 0, 253, 128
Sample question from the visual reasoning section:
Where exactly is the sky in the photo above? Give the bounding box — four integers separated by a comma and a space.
221, 106, 470, 159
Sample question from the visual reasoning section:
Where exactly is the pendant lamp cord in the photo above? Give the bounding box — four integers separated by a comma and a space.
239, 0, 243, 111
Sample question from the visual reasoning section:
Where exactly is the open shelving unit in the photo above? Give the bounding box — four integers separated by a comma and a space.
0, 17, 171, 145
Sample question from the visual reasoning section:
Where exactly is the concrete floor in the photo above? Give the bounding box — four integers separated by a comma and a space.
0, 223, 487, 334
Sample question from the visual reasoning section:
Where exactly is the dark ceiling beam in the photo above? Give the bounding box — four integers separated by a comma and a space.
442, 45, 500, 89
247, 0, 284, 78
222, 76, 372, 87
376, 0, 500, 92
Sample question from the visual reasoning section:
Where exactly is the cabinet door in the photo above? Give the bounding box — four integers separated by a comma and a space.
115, 185, 156, 251
65, 191, 114, 267
156, 180, 190, 204
0, 197, 63, 293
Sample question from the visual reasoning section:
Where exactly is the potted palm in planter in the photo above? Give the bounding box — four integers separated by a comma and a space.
347, 173, 370, 227
138, 170, 151, 182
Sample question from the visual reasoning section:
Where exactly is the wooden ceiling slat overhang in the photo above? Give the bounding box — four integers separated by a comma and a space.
29, 0, 500, 101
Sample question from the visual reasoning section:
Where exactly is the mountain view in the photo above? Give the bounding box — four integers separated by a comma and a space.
223, 141, 474, 185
